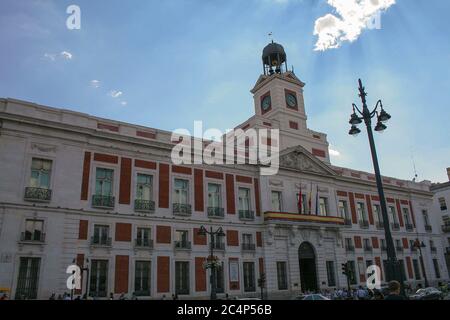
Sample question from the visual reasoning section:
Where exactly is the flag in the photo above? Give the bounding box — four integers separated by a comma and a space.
298, 182, 302, 214
315, 185, 320, 215
308, 182, 312, 215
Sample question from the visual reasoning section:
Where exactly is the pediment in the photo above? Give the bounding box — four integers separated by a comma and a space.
279, 145, 336, 176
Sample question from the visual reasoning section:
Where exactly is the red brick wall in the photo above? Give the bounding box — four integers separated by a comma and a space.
156, 226, 171, 244
93, 153, 118, 164
354, 236, 362, 249
78, 220, 88, 240
258, 257, 264, 275
312, 148, 326, 158
172, 165, 192, 175
205, 170, 224, 180
134, 159, 156, 170
226, 174, 235, 214
195, 257, 207, 292
405, 257, 413, 279
227, 230, 239, 246
119, 157, 132, 204
115, 223, 132, 242
402, 238, 409, 249
236, 175, 252, 184
158, 164, 170, 208
289, 121, 298, 130
114, 255, 129, 293
194, 169, 204, 212
371, 237, 379, 249
157, 256, 170, 293
336, 191, 348, 197
256, 232, 262, 247
80, 152, 91, 200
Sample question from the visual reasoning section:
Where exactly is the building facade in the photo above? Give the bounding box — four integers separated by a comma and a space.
0, 43, 448, 299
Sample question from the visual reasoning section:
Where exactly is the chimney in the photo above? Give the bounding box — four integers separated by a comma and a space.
447, 167, 450, 181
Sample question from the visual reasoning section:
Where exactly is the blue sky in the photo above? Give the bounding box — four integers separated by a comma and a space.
0, 0, 449, 182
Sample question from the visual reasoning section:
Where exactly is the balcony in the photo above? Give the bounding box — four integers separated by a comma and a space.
19, 232, 46, 243
174, 241, 191, 250
364, 245, 373, 253
207, 207, 225, 219
405, 224, 414, 232
242, 243, 256, 251
344, 218, 352, 226
264, 212, 345, 227
173, 203, 192, 216
359, 220, 369, 229
92, 195, 115, 209
134, 199, 155, 213
425, 225, 433, 232
24, 187, 52, 202
90, 236, 112, 247
134, 239, 153, 249
376, 222, 385, 230
396, 246, 404, 253
430, 247, 437, 254
391, 223, 400, 231
345, 245, 355, 253
212, 242, 225, 251
239, 210, 255, 221
442, 224, 450, 233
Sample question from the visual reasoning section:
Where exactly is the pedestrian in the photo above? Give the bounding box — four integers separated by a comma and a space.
161, 294, 166, 300
49, 293, 56, 300
109, 292, 114, 300
384, 280, 406, 300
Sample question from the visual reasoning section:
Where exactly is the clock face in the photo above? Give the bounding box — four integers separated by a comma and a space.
261, 95, 271, 112
286, 93, 297, 108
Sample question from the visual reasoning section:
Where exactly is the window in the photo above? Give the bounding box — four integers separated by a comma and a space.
136, 174, 153, 200
90, 260, 108, 297
212, 233, 225, 249
95, 168, 113, 196
30, 158, 52, 189
357, 259, 365, 282
271, 191, 283, 212
363, 238, 371, 250
277, 262, 288, 290
297, 193, 307, 214
373, 204, 383, 223
319, 197, 328, 216
213, 262, 224, 293
23, 219, 44, 241
175, 230, 190, 249
366, 260, 373, 268
345, 238, 353, 249
242, 234, 253, 245
347, 261, 357, 285
175, 261, 190, 295
389, 206, 398, 223
422, 210, 430, 226
439, 197, 448, 211
173, 179, 189, 205
357, 202, 367, 222
136, 227, 151, 247
402, 208, 411, 225
134, 261, 151, 296
381, 239, 386, 249
15, 257, 41, 300
243, 262, 256, 292
432, 259, 441, 278
338, 200, 349, 219
208, 183, 221, 208
238, 188, 251, 211
395, 239, 402, 249
326, 261, 336, 287
93, 225, 110, 245
412, 259, 421, 280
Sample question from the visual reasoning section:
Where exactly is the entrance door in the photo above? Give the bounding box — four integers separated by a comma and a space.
15, 257, 41, 299
298, 242, 318, 292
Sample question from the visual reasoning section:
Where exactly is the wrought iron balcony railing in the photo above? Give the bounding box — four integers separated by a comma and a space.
134, 199, 155, 213
173, 203, 192, 216
376, 221, 385, 230
239, 210, 255, 221
134, 239, 153, 249
364, 245, 373, 252
425, 225, 433, 232
212, 242, 225, 250
207, 207, 225, 218
345, 245, 355, 252
344, 218, 353, 226
90, 236, 112, 247
242, 243, 256, 251
92, 195, 115, 209
391, 223, 400, 231
24, 187, 52, 202
359, 220, 369, 229
405, 224, 414, 232
20, 232, 46, 243
174, 241, 191, 250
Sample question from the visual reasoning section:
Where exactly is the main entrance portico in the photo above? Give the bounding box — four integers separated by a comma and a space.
298, 242, 318, 293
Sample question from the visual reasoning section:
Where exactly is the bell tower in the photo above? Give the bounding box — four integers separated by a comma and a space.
246, 41, 331, 163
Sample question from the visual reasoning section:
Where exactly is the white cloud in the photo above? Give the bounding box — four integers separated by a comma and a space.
109, 90, 123, 98
120, 101, 128, 106
43, 53, 56, 61
314, 0, 396, 51
90, 80, 101, 88
60, 51, 73, 60
329, 147, 341, 157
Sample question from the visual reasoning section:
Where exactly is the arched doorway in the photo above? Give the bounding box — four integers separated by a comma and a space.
298, 242, 318, 293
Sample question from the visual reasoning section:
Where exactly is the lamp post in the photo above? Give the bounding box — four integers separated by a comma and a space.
348, 79, 404, 293
197, 226, 225, 300
413, 239, 429, 287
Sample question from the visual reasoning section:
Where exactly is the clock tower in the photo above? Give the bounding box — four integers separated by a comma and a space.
239, 41, 331, 163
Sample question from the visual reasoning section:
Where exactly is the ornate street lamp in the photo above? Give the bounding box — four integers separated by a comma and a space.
413, 239, 429, 287
347, 79, 403, 293
197, 226, 225, 300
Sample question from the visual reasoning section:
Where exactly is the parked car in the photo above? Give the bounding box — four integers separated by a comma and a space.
409, 287, 444, 300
